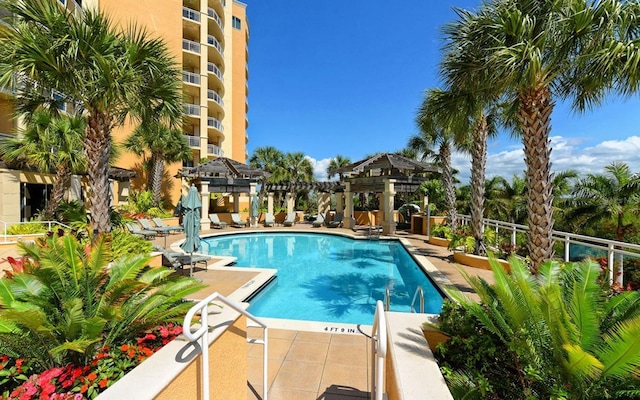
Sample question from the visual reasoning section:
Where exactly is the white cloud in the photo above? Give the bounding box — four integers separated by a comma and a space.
305, 156, 333, 181
452, 135, 640, 185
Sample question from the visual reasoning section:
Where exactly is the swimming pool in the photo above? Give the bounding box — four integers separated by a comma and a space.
200, 232, 444, 325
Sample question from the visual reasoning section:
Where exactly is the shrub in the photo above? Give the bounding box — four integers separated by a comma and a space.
7, 222, 48, 235
108, 229, 153, 261
431, 223, 452, 239
0, 233, 204, 370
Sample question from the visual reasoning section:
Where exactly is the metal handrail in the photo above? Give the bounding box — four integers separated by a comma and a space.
384, 287, 390, 311
410, 286, 424, 313
370, 300, 387, 400
183, 292, 268, 400
0, 220, 73, 242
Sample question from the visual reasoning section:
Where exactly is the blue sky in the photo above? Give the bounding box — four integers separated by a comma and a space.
243, 0, 640, 183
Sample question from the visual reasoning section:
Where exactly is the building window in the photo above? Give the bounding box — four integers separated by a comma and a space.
232, 16, 241, 30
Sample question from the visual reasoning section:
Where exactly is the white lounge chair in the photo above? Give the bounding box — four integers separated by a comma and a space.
231, 213, 248, 227
283, 212, 296, 227
264, 212, 275, 227
209, 213, 228, 229
312, 213, 326, 228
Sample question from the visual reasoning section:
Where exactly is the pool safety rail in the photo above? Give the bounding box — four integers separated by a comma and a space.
370, 300, 387, 400
410, 286, 425, 313
183, 292, 268, 400
0, 220, 72, 242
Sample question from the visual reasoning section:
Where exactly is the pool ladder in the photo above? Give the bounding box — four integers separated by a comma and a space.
384, 286, 424, 313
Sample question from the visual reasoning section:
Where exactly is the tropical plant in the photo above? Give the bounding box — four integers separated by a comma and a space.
326, 154, 351, 180
0, 110, 86, 220
249, 146, 286, 206
438, 258, 640, 399
440, 0, 638, 271
484, 175, 528, 225
0, 233, 203, 370
0, 0, 183, 234
123, 122, 191, 205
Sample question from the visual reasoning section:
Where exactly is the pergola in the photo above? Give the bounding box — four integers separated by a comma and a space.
336, 153, 441, 234
178, 157, 269, 228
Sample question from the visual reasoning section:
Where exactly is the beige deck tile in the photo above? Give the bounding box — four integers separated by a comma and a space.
270, 360, 324, 392
286, 340, 329, 364
246, 355, 282, 389
247, 337, 293, 359
295, 330, 332, 343
326, 342, 368, 367
268, 328, 298, 340
318, 364, 369, 397
260, 387, 318, 400
329, 333, 369, 347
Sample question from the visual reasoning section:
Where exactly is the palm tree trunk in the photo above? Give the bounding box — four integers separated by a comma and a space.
85, 113, 112, 234
43, 163, 71, 220
518, 87, 555, 272
470, 115, 488, 255
149, 153, 164, 206
441, 142, 457, 232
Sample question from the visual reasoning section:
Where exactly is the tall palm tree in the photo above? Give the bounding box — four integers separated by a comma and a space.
249, 146, 286, 206
0, 110, 86, 220
0, 0, 182, 233
568, 162, 640, 242
441, 0, 637, 270
123, 122, 191, 206
283, 152, 314, 190
412, 88, 467, 232
326, 154, 351, 181
485, 175, 528, 225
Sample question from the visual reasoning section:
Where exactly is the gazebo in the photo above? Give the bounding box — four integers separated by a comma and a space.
178, 157, 269, 228
336, 153, 441, 234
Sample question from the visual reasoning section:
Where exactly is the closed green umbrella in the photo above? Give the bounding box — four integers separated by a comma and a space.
180, 185, 201, 277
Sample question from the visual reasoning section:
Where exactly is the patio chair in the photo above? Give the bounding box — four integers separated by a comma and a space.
264, 212, 275, 227
151, 217, 184, 234
283, 212, 296, 227
153, 245, 211, 275
312, 213, 326, 228
231, 213, 248, 228
138, 218, 169, 236
328, 212, 344, 228
209, 213, 228, 229
126, 222, 157, 239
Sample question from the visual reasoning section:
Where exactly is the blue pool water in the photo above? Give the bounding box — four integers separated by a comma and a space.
200, 233, 444, 325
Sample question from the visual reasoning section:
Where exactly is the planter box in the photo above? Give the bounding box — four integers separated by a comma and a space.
428, 237, 451, 247
453, 251, 511, 273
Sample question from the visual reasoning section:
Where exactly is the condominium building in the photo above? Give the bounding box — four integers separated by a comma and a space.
0, 0, 250, 221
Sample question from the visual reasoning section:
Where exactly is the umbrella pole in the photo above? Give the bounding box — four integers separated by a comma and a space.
190, 251, 194, 277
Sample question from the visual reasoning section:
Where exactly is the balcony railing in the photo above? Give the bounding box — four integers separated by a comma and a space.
207, 144, 223, 156
182, 39, 200, 54
207, 62, 224, 82
182, 6, 200, 23
207, 8, 223, 29
207, 90, 223, 107
182, 71, 200, 85
207, 117, 223, 131
183, 104, 200, 116
184, 134, 200, 148
207, 35, 223, 55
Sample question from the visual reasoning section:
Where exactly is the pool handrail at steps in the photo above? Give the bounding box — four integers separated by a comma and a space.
183, 292, 268, 400
410, 286, 424, 313
371, 300, 387, 400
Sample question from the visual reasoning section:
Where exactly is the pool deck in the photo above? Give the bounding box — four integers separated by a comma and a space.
0, 222, 494, 400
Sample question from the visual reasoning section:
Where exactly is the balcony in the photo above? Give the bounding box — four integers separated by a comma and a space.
207, 35, 223, 56
182, 6, 200, 23
207, 62, 224, 83
207, 89, 223, 107
207, 144, 224, 157
183, 103, 200, 117
184, 134, 200, 148
182, 71, 200, 86
182, 39, 200, 54
207, 117, 223, 132
207, 8, 223, 30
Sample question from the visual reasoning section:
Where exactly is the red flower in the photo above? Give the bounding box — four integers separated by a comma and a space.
80, 384, 88, 393
99, 378, 108, 388
87, 372, 97, 381
120, 344, 129, 352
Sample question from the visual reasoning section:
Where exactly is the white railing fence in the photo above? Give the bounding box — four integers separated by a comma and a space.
455, 214, 640, 286
183, 292, 268, 400
370, 300, 387, 400
0, 220, 73, 243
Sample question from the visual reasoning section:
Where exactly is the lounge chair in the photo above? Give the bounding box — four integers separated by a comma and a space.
264, 212, 275, 227
231, 213, 248, 228
153, 245, 211, 276
328, 212, 344, 228
209, 213, 228, 229
138, 218, 169, 236
283, 212, 296, 227
126, 222, 157, 239
312, 213, 326, 228
151, 218, 184, 234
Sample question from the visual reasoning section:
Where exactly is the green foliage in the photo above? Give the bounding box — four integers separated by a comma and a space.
128, 190, 155, 214
7, 222, 48, 235
109, 229, 153, 261
0, 233, 204, 370
438, 258, 640, 399
431, 223, 452, 239
448, 226, 475, 253
146, 207, 173, 219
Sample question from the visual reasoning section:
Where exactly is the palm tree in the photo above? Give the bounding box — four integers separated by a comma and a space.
484, 175, 528, 225
0, 110, 86, 220
282, 152, 314, 209
123, 122, 191, 206
568, 162, 640, 242
441, 0, 636, 270
249, 146, 286, 206
0, 0, 182, 234
326, 154, 351, 180
412, 88, 467, 232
